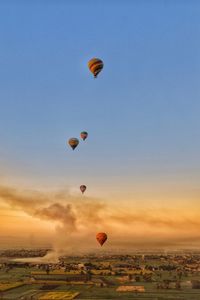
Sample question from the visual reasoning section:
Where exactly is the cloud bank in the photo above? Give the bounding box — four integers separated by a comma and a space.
0, 184, 200, 256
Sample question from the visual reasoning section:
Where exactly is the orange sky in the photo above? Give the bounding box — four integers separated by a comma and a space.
0, 181, 200, 251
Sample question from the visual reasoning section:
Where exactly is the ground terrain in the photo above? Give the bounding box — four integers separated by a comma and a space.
0, 250, 200, 299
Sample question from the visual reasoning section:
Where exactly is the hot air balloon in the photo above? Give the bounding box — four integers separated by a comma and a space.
80, 131, 88, 141
80, 185, 87, 194
68, 138, 79, 150
96, 232, 107, 246
88, 58, 104, 78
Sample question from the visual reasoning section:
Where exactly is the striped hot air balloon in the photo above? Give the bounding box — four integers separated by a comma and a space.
88, 58, 104, 78
68, 138, 79, 150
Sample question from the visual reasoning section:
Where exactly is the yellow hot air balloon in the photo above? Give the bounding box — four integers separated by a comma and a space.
96, 232, 107, 246
68, 138, 79, 150
88, 58, 104, 78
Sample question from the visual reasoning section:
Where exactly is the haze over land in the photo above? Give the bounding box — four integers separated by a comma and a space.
1, 183, 200, 251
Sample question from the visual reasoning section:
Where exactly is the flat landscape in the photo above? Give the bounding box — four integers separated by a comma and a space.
0, 249, 200, 299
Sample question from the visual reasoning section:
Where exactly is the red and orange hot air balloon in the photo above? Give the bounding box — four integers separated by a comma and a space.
68, 138, 79, 150
80, 185, 87, 194
96, 232, 107, 246
80, 131, 88, 141
88, 58, 104, 78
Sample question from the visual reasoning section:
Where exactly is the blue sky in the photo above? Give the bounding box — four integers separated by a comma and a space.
0, 1, 200, 197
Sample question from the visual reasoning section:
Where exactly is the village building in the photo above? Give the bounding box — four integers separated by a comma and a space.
116, 285, 145, 292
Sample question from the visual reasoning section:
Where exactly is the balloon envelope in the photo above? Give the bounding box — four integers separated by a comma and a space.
96, 232, 107, 246
88, 58, 104, 78
80, 131, 88, 141
80, 185, 87, 194
68, 138, 79, 150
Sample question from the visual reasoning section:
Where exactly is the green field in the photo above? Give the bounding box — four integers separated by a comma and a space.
0, 255, 200, 299
2, 283, 200, 299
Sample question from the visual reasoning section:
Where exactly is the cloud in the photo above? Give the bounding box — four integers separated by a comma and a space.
0, 184, 200, 255
0, 185, 106, 254
35, 203, 77, 233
